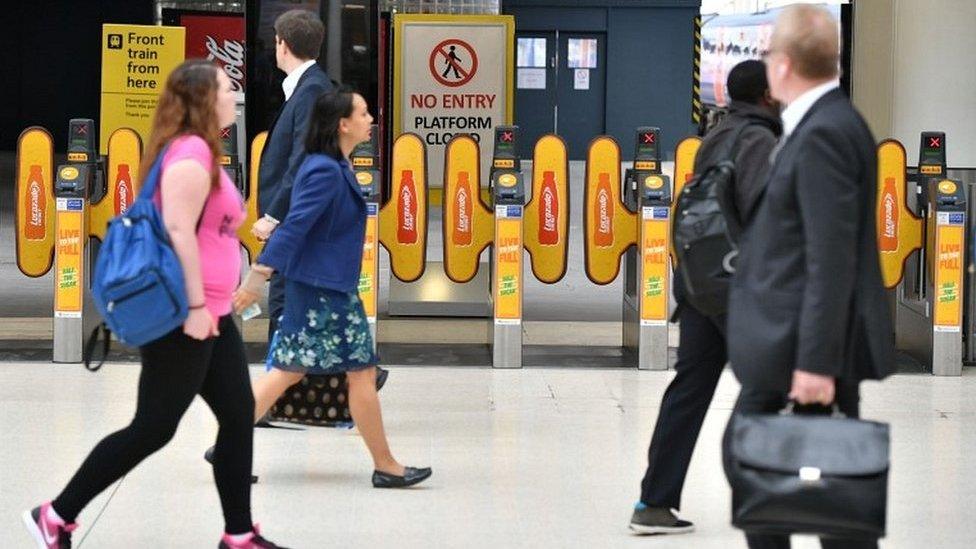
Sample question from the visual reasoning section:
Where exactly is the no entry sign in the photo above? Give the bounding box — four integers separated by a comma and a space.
394, 15, 514, 191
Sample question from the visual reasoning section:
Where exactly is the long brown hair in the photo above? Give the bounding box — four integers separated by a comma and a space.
140, 59, 224, 188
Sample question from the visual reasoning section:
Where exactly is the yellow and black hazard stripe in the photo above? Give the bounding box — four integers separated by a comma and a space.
692, 14, 702, 125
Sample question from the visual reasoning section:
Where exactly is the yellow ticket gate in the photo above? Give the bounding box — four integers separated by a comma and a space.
15, 119, 142, 362
880, 132, 965, 375
581, 128, 674, 370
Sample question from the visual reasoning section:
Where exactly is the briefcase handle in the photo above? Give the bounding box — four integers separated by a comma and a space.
780, 400, 845, 418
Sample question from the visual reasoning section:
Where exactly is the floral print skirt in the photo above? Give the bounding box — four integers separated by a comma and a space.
266, 280, 379, 374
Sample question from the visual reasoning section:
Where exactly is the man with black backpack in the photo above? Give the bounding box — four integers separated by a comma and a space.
630, 59, 782, 535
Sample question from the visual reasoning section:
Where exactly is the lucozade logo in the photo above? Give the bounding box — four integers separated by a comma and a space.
454, 171, 473, 246
539, 171, 558, 246
397, 170, 418, 244
25, 165, 46, 240
879, 177, 898, 253
594, 172, 614, 247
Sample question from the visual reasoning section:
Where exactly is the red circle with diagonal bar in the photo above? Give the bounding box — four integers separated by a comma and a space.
429, 39, 478, 87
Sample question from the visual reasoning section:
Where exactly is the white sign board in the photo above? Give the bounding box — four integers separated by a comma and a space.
394, 15, 514, 190
517, 68, 546, 90
574, 68, 590, 90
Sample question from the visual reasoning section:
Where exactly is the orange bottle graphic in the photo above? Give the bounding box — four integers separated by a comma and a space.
879, 177, 899, 253
539, 170, 559, 246
114, 164, 132, 216
397, 170, 418, 245
594, 172, 614, 247
25, 165, 46, 241
454, 171, 473, 246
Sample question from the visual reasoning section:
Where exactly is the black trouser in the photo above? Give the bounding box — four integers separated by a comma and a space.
53, 316, 255, 534
723, 383, 877, 549
639, 303, 726, 509
267, 272, 286, 341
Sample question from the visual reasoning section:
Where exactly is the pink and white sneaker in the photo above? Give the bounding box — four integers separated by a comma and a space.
218, 524, 289, 549
22, 502, 77, 549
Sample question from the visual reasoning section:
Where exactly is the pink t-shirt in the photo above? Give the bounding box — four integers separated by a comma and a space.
157, 135, 245, 318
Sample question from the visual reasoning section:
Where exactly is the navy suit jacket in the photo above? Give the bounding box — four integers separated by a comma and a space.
727, 89, 895, 392
258, 64, 333, 221
258, 154, 366, 292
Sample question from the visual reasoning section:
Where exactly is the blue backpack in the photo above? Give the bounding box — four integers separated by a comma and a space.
90, 147, 189, 352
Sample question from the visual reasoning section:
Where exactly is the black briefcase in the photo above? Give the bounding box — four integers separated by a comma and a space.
726, 408, 889, 539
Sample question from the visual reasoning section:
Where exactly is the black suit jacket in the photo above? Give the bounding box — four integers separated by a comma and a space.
257, 64, 334, 220
727, 88, 895, 392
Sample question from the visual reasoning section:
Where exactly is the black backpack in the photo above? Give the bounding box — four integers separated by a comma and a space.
672, 124, 756, 317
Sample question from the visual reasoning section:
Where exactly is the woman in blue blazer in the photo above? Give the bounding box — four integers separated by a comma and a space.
235, 89, 431, 488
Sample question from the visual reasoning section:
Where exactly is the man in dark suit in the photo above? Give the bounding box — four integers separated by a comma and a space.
724, 6, 894, 549
251, 9, 333, 338
630, 60, 781, 536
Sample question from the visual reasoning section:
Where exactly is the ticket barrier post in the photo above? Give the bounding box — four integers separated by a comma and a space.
882, 133, 965, 375
488, 126, 525, 368
622, 128, 671, 370
352, 126, 382, 343
53, 119, 102, 363
220, 123, 243, 193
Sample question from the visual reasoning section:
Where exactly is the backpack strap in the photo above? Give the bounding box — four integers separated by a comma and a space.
83, 323, 112, 372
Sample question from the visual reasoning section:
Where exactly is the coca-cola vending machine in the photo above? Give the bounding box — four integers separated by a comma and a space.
163, 9, 247, 189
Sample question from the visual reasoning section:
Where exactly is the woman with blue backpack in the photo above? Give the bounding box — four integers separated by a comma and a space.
23, 60, 288, 549
233, 88, 432, 489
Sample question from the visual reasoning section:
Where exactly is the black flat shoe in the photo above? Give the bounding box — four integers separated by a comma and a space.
375, 367, 390, 391
205, 445, 259, 483
372, 466, 432, 488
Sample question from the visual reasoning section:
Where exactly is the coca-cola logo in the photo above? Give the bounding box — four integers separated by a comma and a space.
598, 189, 611, 234
206, 36, 245, 92
883, 193, 896, 238
29, 182, 42, 227
457, 187, 470, 232
542, 187, 557, 233
400, 186, 414, 231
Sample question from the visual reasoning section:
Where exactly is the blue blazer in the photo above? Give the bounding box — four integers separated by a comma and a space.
257, 64, 334, 221
258, 154, 366, 292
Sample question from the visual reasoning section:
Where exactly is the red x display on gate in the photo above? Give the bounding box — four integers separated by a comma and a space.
220, 128, 231, 139
75, 126, 88, 136
929, 137, 941, 149
642, 132, 655, 144
500, 131, 513, 143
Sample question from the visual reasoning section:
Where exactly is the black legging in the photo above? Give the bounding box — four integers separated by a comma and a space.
52, 315, 255, 534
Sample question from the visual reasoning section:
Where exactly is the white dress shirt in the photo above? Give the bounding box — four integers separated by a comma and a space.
780, 80, 840, 137
282, 60, 317, 101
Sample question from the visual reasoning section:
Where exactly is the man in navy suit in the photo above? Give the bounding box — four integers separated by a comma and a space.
251, 9, 334, 338
724, 6, 893, 549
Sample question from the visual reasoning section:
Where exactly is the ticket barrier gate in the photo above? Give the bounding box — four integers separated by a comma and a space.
879, 132, 965, 375
351, 126, 382, 343
14, 119, 143, 362
580, 128, 680, 369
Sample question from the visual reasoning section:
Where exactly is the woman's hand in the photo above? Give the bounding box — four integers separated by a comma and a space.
233, 288, 260, 315
184, 307, 218, 340
232, 264, 273, 314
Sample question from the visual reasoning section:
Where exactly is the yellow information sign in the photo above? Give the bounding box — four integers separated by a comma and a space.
238, 132, 267, 262
54, 199, 85, 318
524, 135, 569, 284
442, 135, 494, 283
494, 209, 522, 322
91, 128, 142, 241
100, 24, 185, 154
379, 133, 429, 282
933, 218, 964, 331
641, 209, 670, 325
359, 206, 379, 321
15, 127, 55, 278
584, 137, 637, 285
876, 140, 923, 288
